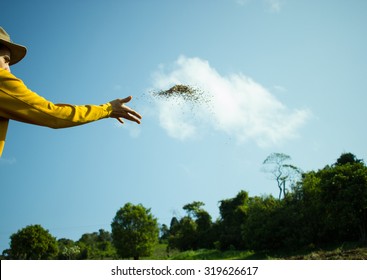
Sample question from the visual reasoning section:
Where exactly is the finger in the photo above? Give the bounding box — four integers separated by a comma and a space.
116, 118, 124, 124
128, 115, 141, 124
119, 102, 142, 119
120, 96, 132, 104
124, 108, 142, 120
124, 113, 141, 124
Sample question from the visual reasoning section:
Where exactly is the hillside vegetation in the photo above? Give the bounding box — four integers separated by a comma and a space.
2, 152, 367, 260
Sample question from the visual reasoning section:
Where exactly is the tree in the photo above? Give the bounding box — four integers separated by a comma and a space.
8, 224, 58, 260
293, 171, 324, 245
263, 153, 302, 199
296, 152, 367, 244
77, 229, 116, 259
318, 161, 367, 243
218, 190, 249, 250
336, 152, 363, 166
57, 238, 80, 260
195, 210, 214, 248
183, 201, 205, 218
182, 201, 213, 245
242, 195, 282, 250
111, 203, 159, 260
159, 224, 170, 243
169, 216, 198, 251
167, 202, 214, 251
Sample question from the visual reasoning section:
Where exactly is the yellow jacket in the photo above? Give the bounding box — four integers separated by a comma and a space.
0, 69, 113, 156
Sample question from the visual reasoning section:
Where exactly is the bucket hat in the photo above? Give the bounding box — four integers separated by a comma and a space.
0, 27, 27, 65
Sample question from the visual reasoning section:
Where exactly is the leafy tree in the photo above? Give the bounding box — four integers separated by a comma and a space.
159, 224, 170, 242
295, 152, 367, 245
96, 229, 113, 243
242, 195, 281, 250
77, 232, 99, 259
263, 153, 302, 199
168, 202, 214, 251
168, 217, 180, 236
57, 238, 80, 260
318, 161, 367, 243
291, 172, 324, 245
8, 224, 58, 260
169, 216, 198, 251
183, 201, 205, 218
196, 210, 214, 248
77, 229, 116, 259
111, 203, 159, 260
218, 190, 249, 250
336, 152, 363, 166
183, 201, 213, 247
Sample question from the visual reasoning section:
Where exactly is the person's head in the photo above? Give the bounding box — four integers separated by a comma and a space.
0, 45, 11, 72
0, 27, 27, 72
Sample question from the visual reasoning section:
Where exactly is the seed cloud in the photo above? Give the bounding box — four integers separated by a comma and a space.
151, 56, 311, 147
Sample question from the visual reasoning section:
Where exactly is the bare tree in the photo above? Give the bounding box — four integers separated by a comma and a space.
262, 153, 302, 199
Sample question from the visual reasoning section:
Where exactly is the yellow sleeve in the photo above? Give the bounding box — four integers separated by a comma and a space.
0, 69, 113, 128
0, 118, 9, 157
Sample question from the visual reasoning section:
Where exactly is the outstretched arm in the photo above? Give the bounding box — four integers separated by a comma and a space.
0, 70, 141, 128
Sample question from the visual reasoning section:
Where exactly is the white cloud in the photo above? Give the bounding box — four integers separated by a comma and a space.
151, 56, 311, 147
264, 0, 284, 13
157, 100, 197, 140
235, 0, 251, 6
235, 0, 284, 13
114, 122, 142, 138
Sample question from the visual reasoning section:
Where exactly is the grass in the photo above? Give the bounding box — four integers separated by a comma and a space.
286, 244, 367, 260
144, 242, 367, 260
169, 249, 257, 260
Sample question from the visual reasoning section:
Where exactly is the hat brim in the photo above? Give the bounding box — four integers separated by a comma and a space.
0, 39, 27, 65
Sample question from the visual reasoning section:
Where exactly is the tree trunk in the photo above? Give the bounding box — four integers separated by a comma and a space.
282, 180, 286, 199
277, 179, 282, 200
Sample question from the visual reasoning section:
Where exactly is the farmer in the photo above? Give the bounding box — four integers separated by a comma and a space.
0, 26, 142, 157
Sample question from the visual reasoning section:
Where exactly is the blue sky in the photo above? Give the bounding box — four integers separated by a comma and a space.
1, 0, 367, 251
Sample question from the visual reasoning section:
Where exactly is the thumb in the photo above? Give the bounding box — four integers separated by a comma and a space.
120, 96, 132, 104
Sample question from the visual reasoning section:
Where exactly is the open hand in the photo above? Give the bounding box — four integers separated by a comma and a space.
109, 96, 142, 124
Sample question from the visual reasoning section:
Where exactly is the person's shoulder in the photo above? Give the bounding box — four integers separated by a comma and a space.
0, 69, 25, 89
0, 69, 22, 82
0, 69, 15, 79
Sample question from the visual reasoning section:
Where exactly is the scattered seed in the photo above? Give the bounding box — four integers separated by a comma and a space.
151, 84, 210, 105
